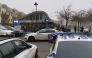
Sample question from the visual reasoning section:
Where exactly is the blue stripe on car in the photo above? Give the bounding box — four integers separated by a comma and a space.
68, 35, 75, 39
88, 36, 92, 39
48, 32, 58, 39
80, 36, 88, 39
61, 36, 67, 39
49, 53, 56, 58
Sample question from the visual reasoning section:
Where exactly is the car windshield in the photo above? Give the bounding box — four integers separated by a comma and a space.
14, 25, 21, 30
83, 25, 90, 28
0, 25, 7, 30
5, 26, 15, 30
56, 41, 92, 58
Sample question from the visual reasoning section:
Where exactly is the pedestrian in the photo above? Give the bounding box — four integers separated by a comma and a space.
61, 26, 65, 32
54, 26, 57, 30
74, 26, 76, 32
80, 26, 84, 32
21, 26, 27, 32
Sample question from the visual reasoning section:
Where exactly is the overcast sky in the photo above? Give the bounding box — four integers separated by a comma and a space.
0, 0, 92, 20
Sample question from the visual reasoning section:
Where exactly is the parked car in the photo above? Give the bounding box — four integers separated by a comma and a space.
5, 26, 25, 37
14, 25, 28, 32
0, 25, 14, 36
83, 24, 91, 32
0, 38, 38, 58
47, 32, 92, 58
24, 28, 60, 41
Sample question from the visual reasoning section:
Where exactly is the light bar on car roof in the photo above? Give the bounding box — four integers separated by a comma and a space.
61, 35, 92, 39
48, 32, 92, 39
57, 32, 92, 34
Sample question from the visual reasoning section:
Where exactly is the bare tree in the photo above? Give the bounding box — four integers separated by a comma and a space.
72, 10, 87, 32
87, 8, 92, 22
56, 5, 72, 29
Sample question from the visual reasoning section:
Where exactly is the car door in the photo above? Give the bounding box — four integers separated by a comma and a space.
46, 29, 55, 39
35, 29, 47, 40
13, 40, 35, 58
0, 42, 18, 58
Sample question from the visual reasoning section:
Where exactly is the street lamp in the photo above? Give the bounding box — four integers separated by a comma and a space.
34, 2, 38, 27
45, 16, 48, 28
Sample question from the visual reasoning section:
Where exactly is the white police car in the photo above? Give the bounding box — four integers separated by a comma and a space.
0, 38, 38, 58
47, 32, 92, 58
24, 28, 60, 41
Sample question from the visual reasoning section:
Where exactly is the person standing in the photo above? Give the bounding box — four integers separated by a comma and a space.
54, 26, 57, 30
80, 26, 84, 32
61, 26, 65, 32
74, 26, 76, 32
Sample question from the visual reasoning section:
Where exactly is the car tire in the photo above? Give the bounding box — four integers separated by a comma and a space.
28, 36, 35, 42
35, 49, 38, 58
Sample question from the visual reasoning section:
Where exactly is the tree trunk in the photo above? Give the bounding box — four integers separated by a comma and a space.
78, 21, 79, 32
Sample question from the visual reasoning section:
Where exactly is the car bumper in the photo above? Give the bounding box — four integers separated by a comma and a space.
24, 35, 29, 40
14, 31, 25, 36
6, 32, 15, 37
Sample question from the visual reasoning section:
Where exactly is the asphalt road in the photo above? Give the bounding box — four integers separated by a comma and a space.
0, 36, 52, 58
29, 41, 52, 58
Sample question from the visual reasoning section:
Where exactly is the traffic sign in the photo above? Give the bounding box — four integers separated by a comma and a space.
13, 19, 19, 24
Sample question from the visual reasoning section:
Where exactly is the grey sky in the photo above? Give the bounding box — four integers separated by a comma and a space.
0, 0, 92, 20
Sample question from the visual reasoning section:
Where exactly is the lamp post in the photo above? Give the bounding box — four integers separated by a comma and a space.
45, 16, 48, 28
34, 2, 38, 27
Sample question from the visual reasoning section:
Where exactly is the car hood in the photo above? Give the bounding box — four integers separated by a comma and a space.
3, 30, 13, 32
13, 29, 24, 32
84, 28, 89, 32
84, 28, 89, 30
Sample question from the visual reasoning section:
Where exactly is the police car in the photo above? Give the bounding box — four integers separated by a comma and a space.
0, 38, 38, 58
24, 28, 60, 41
47, 32, 92, 58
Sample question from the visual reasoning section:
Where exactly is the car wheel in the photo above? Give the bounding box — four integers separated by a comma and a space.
35, 49, 38, 58
28, 36, 35, 42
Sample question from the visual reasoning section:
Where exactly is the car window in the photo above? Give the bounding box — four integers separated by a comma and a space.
13, 40, 29, 52
14, 25, 21, 30
83, 25, 90, 28
0, 42, 18, 58
0, 51, 3, 58
39, 29, 47, 33
46, 29, 55, 33
56, 41, 92, 58
0, 25, 7, 30
5, 26, 13, 30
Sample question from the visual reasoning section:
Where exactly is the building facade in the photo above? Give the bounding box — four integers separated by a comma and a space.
0, 3, 25, 26
19, 11, 57, 32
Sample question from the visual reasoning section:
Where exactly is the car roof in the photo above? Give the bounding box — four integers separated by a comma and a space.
57, 35, 92, 41
49, 32, 92, 45
0, 38, 21, 45
57, 32, 92, 39
54, 32, 92, 48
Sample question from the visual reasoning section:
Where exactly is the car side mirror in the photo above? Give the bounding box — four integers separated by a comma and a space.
27, 45, 32, 48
